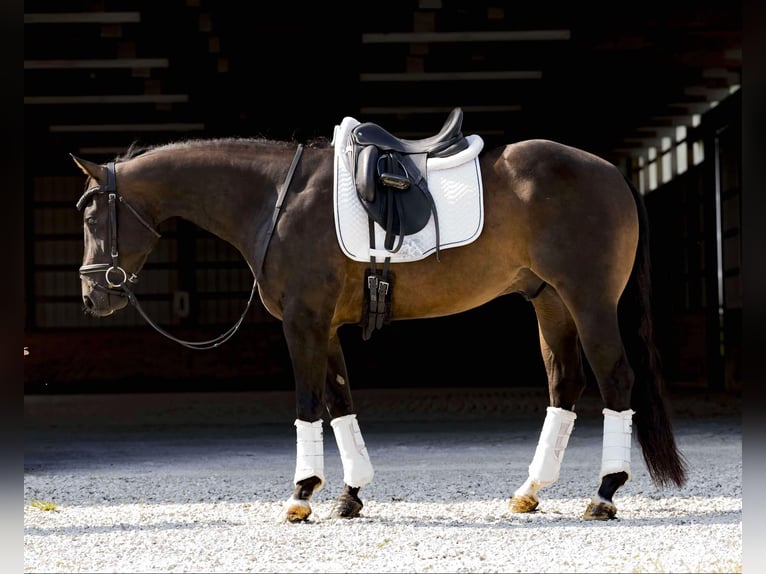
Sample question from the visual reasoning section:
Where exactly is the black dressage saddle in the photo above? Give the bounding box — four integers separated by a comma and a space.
350, 107, 469, 253
347, 108, 470, 340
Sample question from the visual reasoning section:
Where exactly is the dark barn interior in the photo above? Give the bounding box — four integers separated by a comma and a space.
23, 1, 742, 397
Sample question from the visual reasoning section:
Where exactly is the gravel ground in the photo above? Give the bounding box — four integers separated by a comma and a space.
24, 388, 742, 573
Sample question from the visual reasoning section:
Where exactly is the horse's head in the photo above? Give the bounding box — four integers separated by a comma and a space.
72, 154, 161, 317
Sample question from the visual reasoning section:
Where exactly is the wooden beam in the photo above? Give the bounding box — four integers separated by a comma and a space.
24, 12, 140, 24
683, 86, 732, 101
25, 59, 169, 69
49, 123, 205, 133
667, 102, 717, 115
647, 115, 698, 127
359, 105, 522, 114
25, 95, 189, 105
362, 30, 570, 43
360, 71, 542, 82
395, 129, 504, 138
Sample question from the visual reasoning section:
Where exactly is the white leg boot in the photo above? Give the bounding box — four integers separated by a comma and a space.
511, 406, 577, 513
599, 408, 635, 480
282, 419, 324, 522
331, 413, 374, 487
583, 408, 635, 520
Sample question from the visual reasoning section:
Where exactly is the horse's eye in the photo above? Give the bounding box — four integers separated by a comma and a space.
85, 216, 97, 227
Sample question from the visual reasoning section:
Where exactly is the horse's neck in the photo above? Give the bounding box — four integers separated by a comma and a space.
142, 148, 286, 252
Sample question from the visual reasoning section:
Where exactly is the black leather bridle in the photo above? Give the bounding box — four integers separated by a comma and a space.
77, 161, 161, 293
75, 147, 303, 350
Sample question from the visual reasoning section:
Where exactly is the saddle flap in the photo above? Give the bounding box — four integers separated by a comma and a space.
354, 151, 433, 242
355, 145, 379, 203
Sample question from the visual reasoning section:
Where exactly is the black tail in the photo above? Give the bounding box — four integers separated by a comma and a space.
619, 178, 688, 488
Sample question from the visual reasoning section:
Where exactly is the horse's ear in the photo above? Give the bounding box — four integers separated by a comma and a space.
70, 153, 105, 180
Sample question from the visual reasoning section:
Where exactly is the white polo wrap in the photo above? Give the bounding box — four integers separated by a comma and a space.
293, 418, 324, 490
527, 406, 577, 486
330, 414, 374, 487
599, 408, 635, 480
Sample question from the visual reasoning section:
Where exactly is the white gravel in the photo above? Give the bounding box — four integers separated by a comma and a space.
24, 390, 742, 573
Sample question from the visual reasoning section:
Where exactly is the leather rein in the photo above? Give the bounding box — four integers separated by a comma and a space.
76, 145, 303, 350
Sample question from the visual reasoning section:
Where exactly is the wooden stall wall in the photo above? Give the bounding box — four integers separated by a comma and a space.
644, 91, 741, 392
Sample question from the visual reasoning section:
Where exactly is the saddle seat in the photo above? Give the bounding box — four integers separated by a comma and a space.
351, 107, 468, 157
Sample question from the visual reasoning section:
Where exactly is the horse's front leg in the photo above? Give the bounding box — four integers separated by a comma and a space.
324, 331, 374, 519
285, 420, 323, 523
279, 308, 332, 523
280, 315, 373, 522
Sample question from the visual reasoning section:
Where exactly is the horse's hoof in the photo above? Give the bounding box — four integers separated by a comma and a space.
583, 500, 617, 520
329, 491, 363, 519
282, 498, 312, 523
509, 494, 539, 513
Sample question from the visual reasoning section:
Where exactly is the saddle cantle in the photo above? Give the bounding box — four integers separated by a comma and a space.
345, 108, 471, 340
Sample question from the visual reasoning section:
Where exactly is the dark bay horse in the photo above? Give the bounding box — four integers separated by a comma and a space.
72, 110, 686, 522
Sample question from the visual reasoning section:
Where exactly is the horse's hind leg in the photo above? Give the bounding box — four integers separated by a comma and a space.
562, 295, 636, 520
324, 331, 374, 519
510, 288, 585, 513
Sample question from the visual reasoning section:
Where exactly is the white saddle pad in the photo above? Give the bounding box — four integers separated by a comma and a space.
332, 117, 485, 263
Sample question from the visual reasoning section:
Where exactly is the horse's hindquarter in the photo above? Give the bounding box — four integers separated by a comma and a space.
491, 140, 639, 296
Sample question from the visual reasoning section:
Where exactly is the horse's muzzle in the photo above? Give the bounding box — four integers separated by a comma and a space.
81, 280, 129, 317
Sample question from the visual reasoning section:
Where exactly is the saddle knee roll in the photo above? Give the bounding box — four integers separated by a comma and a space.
294, 419, 325, 491
528, 406, 577, 486
331, 414, 374, 487
600, 408, 635, 480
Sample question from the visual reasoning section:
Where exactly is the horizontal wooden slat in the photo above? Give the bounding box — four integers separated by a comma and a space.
25, 59, 169, 69
359, 105, 522, 114
360, 71, 542, 82
24, 12, 140, 24
50, 123, 205, 133
683, 86, 732, 101
26, 94, 189, 105
395, 129, 505, 138
362, 30, 571, 43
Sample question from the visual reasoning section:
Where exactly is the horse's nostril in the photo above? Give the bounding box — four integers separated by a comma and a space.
83, 295, 94, 309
